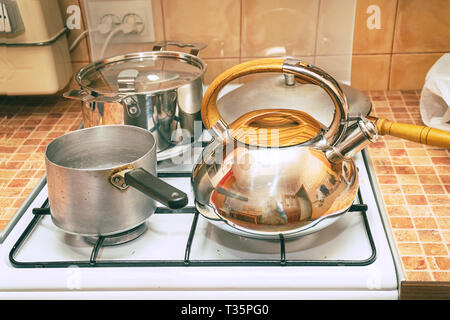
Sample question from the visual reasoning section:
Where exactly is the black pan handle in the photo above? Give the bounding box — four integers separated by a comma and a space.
124, 168, 188, 209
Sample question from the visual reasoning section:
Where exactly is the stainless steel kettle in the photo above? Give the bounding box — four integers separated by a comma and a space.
192, 58, 450, 240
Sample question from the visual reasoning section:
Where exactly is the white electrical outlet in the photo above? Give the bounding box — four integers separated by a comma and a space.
85, 0, 155, 44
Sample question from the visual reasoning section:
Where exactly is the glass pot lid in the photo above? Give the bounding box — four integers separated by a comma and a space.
75, 51, 206, 95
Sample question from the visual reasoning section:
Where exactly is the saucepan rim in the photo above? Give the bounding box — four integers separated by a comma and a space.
45, 125, 156, 172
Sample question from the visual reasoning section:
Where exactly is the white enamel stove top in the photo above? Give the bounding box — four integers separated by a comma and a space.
0, 145, 401, 299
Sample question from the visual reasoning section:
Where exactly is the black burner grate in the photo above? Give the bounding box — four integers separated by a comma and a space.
9, 172, 376, 268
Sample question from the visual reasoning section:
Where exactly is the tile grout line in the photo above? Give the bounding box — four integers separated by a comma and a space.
352, 51, 449, 56
160, 0, 167, 42
387, 0, 400, 90
239, 0, 243, 63
312, 0, 322, 66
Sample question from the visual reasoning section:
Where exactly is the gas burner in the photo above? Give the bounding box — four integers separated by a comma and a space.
32, 207, 149, 247
84, 223, 148, 246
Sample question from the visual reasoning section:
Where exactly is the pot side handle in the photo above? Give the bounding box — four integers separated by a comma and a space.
152, 41, 206, 56
371, 117, 450, 149
63, 89, 91, 101
124, 168, 188, 209
63, 89, 124, 104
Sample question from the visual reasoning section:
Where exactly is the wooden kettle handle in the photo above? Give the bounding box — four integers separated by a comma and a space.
201, 58, 285, 130
374, 117, 450, 148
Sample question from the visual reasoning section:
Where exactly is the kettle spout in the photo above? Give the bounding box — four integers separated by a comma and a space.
326, 116, 378, 161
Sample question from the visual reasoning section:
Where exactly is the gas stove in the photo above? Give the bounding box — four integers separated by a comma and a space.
0, 142, 404, 299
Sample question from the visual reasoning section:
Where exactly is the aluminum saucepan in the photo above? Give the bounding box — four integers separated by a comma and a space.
63, 41, 207, 159
45, 125, 188, 236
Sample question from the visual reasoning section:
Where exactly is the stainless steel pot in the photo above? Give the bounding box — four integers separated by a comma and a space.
63, 41, 207, 157
45, 125, 188, 236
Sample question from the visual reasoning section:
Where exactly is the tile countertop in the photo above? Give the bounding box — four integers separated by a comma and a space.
0, 95, 82, 230
366, 90, 450, 285
0, 90, 449, 285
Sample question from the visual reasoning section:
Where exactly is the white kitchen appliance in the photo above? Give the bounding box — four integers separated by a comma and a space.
0, 0, 72, 95
0, 98, 405, 299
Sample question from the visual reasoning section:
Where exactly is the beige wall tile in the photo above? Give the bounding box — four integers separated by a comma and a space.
162, 0, 240, 58
59, 0, 447, 92
393, 0, 450, 53
241, 0, 319, 58
58, 0, 79, 20
316, 0, 356, 55
351, 54, 390, 90
315, 55, 353, 83
59, 0, 90, 62
353, 0, 397, 54
67, 35, 91, 62
202, 58, 240, 84
389, 53, 443, 90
